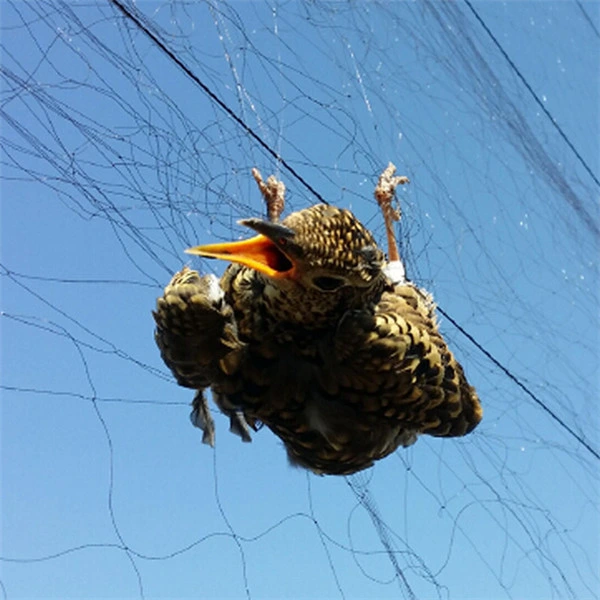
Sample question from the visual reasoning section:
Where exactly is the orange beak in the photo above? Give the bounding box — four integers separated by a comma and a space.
185, 219, 296, 279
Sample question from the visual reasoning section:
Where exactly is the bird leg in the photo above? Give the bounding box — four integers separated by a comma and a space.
252, 167, 286, 222
374, 162, 409, 262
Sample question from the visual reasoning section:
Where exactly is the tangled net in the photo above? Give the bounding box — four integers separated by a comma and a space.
1, 1, 598, 599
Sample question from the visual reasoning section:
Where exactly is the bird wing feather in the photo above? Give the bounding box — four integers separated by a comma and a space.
331, 282, 482, 438
153, 267, 245, 390
153, 267, 252, 444
153, 267, 482, 472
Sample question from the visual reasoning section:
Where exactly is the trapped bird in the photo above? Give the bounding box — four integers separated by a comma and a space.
154, 165, 482, 475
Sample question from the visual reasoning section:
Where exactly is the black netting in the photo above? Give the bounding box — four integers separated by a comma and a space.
1, 1, 598, 598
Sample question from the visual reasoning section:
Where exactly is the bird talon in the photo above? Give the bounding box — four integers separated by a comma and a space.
252, 167, 286, 222
374, 162, 409, 262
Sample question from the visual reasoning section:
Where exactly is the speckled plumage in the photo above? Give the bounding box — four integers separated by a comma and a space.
154, 202, 482, 475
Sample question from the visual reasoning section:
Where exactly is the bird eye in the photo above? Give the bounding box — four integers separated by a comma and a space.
312, 276, 345, 291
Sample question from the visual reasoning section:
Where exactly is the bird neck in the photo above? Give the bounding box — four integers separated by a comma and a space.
260, 274, 385, 331
224, 265, 388, 336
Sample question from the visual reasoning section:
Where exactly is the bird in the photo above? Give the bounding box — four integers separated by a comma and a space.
153, 165, 482, 475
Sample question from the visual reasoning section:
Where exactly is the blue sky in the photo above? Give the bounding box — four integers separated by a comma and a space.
1, 1, 599, 599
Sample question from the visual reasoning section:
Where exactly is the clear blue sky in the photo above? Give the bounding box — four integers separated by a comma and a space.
1, 1, 599, 599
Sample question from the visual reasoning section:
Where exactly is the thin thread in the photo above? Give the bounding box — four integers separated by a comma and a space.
108, 0, 329, 205
438, 306, 600, 462
111, 0, 600, 464
575, 0, 600, 39
464, 0, 600, 189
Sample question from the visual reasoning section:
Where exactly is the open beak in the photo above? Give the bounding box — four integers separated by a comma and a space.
185, 219, 296, 279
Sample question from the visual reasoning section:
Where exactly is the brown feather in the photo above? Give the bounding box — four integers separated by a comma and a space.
154, 206, 482, 475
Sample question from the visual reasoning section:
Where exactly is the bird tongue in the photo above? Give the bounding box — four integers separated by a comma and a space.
185, 234, 294, 278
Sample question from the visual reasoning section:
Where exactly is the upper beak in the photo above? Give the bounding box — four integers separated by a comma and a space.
185, 219, 296, 278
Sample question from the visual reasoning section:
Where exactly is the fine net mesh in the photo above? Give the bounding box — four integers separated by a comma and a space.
1, 1, 598, 599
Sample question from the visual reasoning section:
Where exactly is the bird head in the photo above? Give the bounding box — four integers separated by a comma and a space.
186, 204, 386, 294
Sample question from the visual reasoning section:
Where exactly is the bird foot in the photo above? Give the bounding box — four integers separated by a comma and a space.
252, 167, 286, 222
374, 162, 409, 262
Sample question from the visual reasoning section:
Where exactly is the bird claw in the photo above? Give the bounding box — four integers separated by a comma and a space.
252, 167, 286, 222
374, 162, 409, 262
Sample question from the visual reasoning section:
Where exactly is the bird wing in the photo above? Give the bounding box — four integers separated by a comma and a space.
331, 282, 482, 438
153, 266, 245, 390
153, 267, 252, 445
